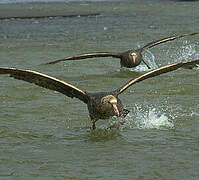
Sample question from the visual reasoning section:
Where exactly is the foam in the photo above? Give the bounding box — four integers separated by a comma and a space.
123, 105, 174, 130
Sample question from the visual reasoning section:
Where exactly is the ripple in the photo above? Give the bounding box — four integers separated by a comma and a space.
86, 128, 120, 142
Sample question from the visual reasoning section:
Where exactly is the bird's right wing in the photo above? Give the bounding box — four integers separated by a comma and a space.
0, 67, 89, 104
45, 52, 121, 65
117, 59, 199, 95
142, 32, 199, 51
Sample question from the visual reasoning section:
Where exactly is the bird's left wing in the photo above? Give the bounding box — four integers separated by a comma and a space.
45, 52, 121, 65
0, 67, 89, 104
117, 59, 199, 94
142, 32, 199, 51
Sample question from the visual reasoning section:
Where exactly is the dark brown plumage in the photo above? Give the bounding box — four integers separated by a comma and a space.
46, 32, 199, 69
0, 59, 198, 129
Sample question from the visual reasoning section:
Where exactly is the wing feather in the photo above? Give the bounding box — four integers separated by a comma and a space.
142, 32, 199, 51
0, 67, 89, 104
46, 52, 121, 64
117, 59, 199, 94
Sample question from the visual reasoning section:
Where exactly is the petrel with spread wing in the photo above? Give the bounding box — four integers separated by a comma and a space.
0, 59, 198, 129
46, 32, 199, 69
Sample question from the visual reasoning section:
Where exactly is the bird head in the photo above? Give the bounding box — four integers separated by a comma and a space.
130, 50, 150, 69
130, 52, 138, 64
101, 95, 120, 117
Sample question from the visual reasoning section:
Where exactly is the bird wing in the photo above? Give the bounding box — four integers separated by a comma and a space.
45, 52, 121, 64
117, 59, 199, 94
0, 67, 89, 104
142, 32, 199, 51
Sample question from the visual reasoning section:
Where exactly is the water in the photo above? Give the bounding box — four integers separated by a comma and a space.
0, 0, 116, 4
0, 0, 199, 179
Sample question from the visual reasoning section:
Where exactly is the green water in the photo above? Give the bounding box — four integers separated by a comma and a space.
0, 0, 199, 179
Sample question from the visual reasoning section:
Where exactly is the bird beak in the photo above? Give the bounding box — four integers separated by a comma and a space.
131, 52, 137, 64
133, 55, 136, 64
112, 104, 120, 117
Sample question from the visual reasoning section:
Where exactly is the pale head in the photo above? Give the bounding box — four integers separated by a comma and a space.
131, 52, 137, 64
101, 95, 117, 104
101, 95, 120, 117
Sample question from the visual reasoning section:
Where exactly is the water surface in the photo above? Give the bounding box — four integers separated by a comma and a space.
0, 0, 199, 179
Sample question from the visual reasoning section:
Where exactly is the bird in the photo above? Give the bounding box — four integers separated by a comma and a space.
45, 32, 199, 69
0, 59, 198, 130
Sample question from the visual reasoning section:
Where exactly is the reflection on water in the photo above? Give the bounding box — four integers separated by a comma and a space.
86, 128, 121, 141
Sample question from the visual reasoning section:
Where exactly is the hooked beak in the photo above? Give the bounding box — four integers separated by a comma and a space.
131, 52, 137, 64
112, 104, 120, 117
132, 55, 136, 64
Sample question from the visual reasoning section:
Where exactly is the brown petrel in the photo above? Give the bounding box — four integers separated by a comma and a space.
0, 59, 198, 129
46, 32, 199, 69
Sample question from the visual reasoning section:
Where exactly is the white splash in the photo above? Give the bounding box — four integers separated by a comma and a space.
133, 49, 158, 72
190, 111, 199, 117
145, 49, 159, 69
103, 27, 108, 31
124, 106, 174, 130
133, 64, 149, 72
174, 41, 199, 62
